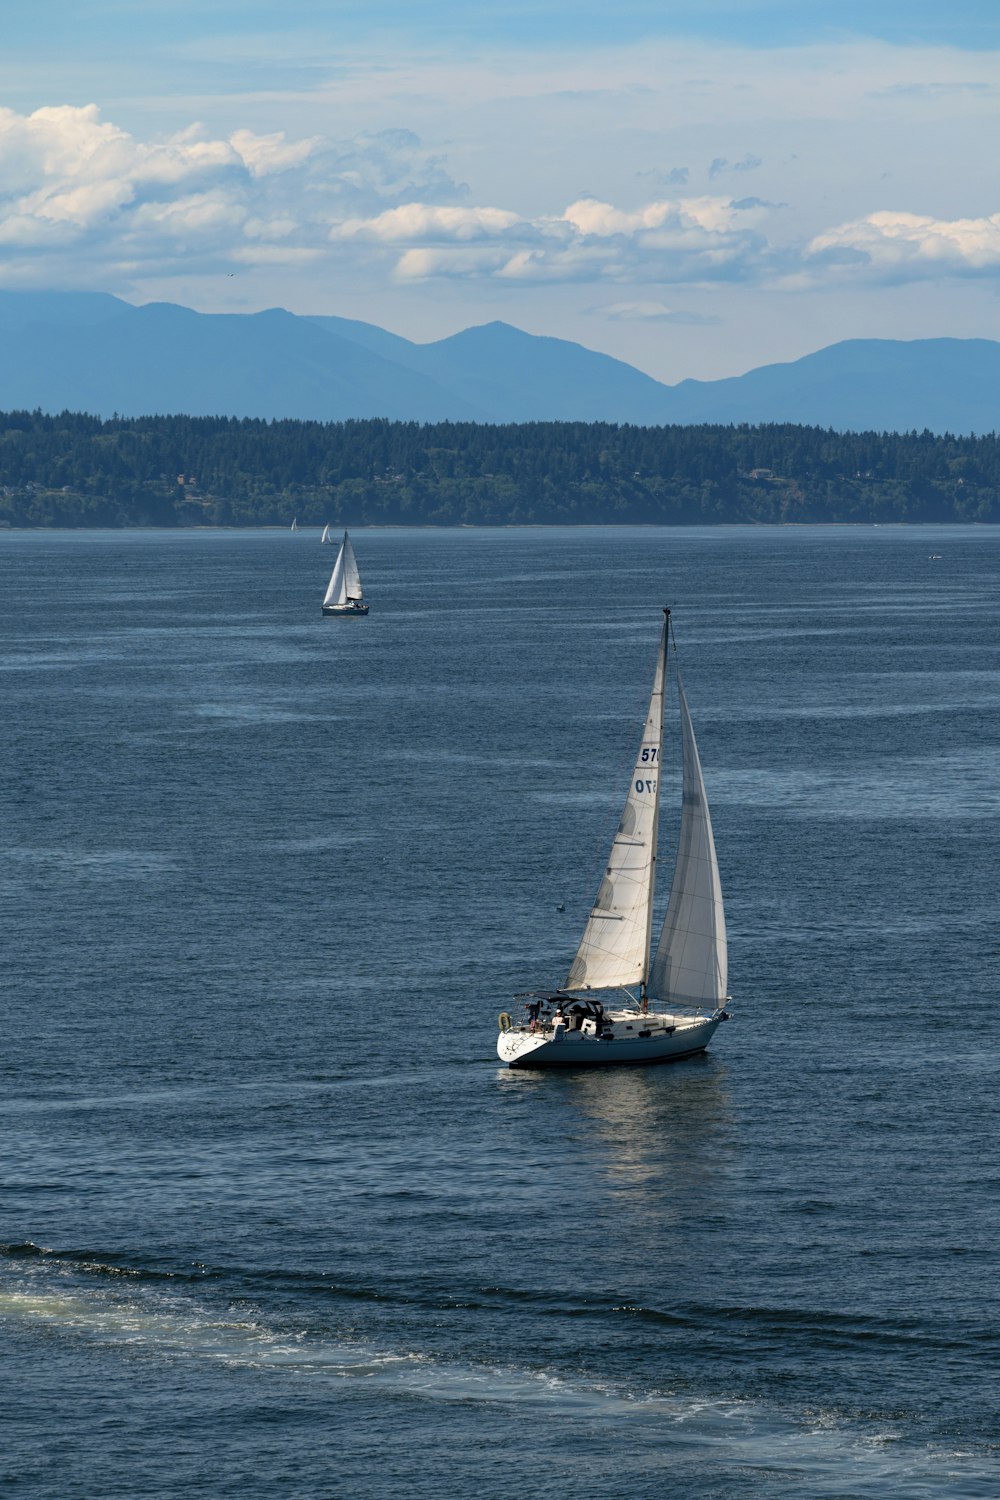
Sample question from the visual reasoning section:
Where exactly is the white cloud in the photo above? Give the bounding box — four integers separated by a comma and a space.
128, 192, 247, 240
395, 246, 515, 279
494, 244, 615, 282
230, 128, 321, 178
808, 210, 1000, 279
340, 193, 772, 285
20, 176, 137, 229
373, 191, 1000, 292
335, 203, 521, 243
1, 98, 998, 317
561, 198, 674, 236
0, 212, 78, 248
0, 104, 132, 194
0, 105, 470, 289
599, 300, 718, 324
0, 105, 786, 292
243, 215, 299, 242
559, 196, 757, 238
0, 105, 244, 252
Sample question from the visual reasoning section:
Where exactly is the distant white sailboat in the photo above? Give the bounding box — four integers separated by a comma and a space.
498, 610, 731, 1068
321, 531, 369, 616
321, 524, 332, 544
290, 517, 298, 532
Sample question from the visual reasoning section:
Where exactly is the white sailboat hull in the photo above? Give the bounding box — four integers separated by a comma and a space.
497, 1013, 724, 1069
321, 600, 369, 616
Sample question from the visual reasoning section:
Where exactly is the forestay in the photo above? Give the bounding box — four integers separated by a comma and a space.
648, 671, 727, 1008
565, 620, 666, 991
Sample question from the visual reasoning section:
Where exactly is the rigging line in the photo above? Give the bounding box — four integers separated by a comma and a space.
666, 603, 680, 660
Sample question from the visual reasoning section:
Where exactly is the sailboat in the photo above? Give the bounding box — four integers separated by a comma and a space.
290, 518, 298, 532
497, 610, 730, 1068
321, 524, 332, 544
321, 531, 369, 616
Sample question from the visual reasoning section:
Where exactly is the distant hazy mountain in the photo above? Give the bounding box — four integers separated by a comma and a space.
0, 290, 997, 433
308, 314, 674, 423
661, 338, 1000, 435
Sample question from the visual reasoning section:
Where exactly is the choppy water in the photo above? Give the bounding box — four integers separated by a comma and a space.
2, 525, 999, 1498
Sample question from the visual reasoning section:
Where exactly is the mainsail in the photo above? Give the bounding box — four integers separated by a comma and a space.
321, 524, 331, 544
565, 618, 667, 992
323, 532, 363, 608
648, 671, 727, 1008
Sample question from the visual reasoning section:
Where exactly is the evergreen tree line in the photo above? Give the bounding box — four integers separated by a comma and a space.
0, 410, 997, 527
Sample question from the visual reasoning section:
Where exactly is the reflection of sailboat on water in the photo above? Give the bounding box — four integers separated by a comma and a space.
549, 1059, 731, 1193
498, 609, 731, 1068
321, 531, 369, 617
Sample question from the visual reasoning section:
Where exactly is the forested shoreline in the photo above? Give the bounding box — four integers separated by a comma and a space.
2, 410, 999, 527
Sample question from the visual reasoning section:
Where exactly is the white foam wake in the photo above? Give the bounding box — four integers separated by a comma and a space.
0, 1270, 991, 1497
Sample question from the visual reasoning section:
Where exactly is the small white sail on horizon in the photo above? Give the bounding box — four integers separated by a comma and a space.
290, 517, 298, 531
321, 524, 332, 544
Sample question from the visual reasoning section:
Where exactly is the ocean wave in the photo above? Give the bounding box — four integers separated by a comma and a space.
1, 1249, 997, 1497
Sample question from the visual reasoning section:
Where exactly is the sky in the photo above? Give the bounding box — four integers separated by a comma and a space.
1, 1, 999, 382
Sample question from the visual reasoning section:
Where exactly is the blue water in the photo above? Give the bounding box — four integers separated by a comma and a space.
2, 526, 998, 1498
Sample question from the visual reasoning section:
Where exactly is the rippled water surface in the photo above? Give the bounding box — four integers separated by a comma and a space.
2, 526, 999, 1498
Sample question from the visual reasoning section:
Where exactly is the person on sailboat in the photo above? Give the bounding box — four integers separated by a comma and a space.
526, 999, 541, 1033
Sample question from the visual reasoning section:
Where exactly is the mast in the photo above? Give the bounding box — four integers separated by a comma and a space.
564, 613, 668, 994
639, 607, 669, 1006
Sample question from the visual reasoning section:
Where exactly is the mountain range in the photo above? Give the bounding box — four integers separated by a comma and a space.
0, 290, 997, 434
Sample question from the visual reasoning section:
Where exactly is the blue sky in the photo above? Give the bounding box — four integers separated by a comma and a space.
9, 2, 1000, 53
2, 2, 999, 381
